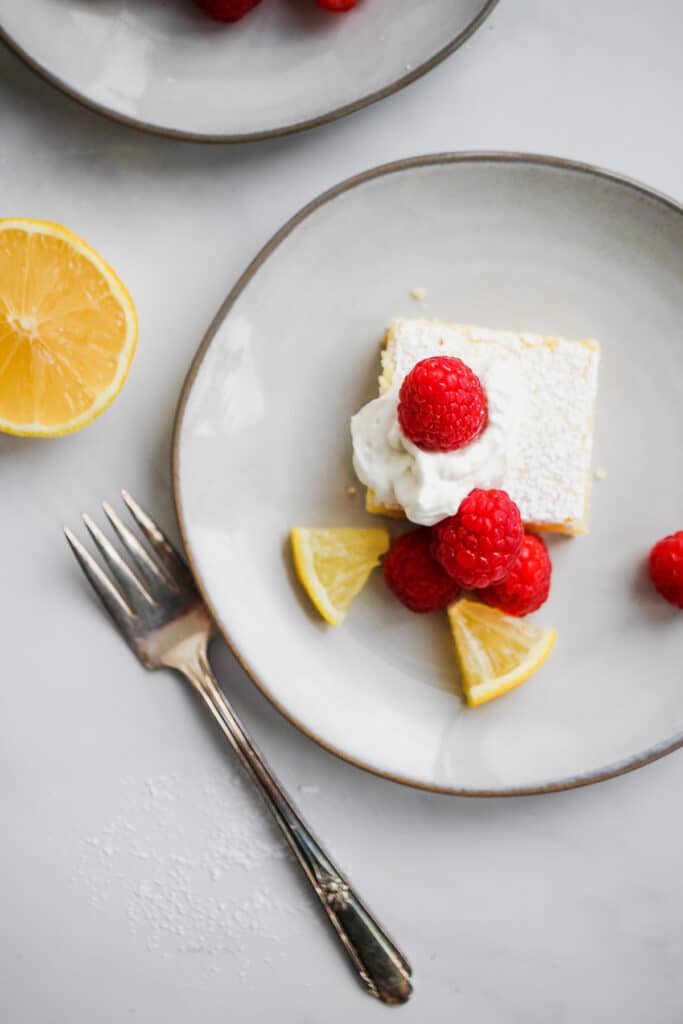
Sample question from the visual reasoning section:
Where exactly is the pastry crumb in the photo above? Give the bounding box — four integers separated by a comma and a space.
346, 485, 357, 497
411, 287, 426, 301
594, 467, 607, 481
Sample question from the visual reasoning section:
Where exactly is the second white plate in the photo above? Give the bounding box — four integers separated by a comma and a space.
174, 154, 683, 794
0, 0, 497, 141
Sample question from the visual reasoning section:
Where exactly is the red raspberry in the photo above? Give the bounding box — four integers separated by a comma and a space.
195, 0, 262, 21
317, 0, 356, 8
383, 529, 461, 613
480, 532, 552, 616
649, 531, 683, 608
431, 488, 523, 589
398, 356, 488, 452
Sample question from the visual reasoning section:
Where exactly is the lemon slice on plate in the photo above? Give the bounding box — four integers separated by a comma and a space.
291, 527, 389, 626
0, 218, 137, 437
448, 598, 557, 707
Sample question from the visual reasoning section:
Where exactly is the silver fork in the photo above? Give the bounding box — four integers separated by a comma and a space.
65, 491, 412, 1006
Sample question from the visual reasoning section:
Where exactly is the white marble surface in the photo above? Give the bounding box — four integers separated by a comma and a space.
2, 2, 683, 1021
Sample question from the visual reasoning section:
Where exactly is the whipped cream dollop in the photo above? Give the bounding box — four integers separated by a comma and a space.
351, 355, 523, 526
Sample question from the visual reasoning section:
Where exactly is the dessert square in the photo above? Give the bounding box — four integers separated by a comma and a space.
352, 318, 600, 535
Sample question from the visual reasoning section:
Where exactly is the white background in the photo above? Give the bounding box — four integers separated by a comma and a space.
2, 3, 683, 1021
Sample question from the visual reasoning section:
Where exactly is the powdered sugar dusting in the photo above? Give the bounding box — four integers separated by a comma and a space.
72, 771, 313, 975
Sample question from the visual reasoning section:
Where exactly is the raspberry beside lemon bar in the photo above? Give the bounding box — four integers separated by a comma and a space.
355, 318, 600, 535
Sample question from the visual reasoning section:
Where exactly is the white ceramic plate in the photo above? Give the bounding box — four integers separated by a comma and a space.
174, 154, 683, 795
0, 0, 497, 142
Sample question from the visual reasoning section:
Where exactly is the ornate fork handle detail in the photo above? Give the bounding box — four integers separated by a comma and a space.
317, 872, 351, 912
176, 638, 413, 1007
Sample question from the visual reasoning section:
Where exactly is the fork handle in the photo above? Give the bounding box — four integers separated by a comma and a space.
179, 644, 412, 1006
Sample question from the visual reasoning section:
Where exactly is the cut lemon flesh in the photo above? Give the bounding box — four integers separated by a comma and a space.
447, 598, 556, 707
291, 527, 389, 626
0, 218, 137, 436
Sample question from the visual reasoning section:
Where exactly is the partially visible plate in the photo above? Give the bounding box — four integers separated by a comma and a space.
0, 0, 497, 142
174, 153, 683, 794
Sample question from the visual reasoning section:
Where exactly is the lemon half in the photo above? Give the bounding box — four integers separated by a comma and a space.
0, 218, 137, 437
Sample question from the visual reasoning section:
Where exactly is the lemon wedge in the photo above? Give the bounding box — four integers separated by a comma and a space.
447, 598, 556, 706
291, 527, 389, 626
0, 218, 137, 437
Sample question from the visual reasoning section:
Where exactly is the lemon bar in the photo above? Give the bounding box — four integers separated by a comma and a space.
352, 318, 600, 535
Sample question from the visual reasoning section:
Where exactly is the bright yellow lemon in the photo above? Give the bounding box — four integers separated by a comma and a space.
448, 598, 557, 707
291, 527, 389, 626
0, 218, 137, 436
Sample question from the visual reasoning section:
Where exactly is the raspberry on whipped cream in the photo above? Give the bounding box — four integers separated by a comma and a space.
398, 356, 488, 452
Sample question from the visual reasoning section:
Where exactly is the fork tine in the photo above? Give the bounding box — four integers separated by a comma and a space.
64, 527, 135, 628
121, 489, 191, 584
102, 501, 169, 592
82, 513, 155, 611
